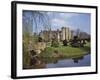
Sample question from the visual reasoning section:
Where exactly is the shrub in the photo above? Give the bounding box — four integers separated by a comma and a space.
63, 39, 68, 46
51, 39, 59, 47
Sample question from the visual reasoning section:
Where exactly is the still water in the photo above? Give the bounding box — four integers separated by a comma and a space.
26, 53, 91, 69
46, 54, 91, 68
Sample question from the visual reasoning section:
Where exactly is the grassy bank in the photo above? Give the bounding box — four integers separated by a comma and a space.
40, 42, 90, 58
23, 40, 90, 68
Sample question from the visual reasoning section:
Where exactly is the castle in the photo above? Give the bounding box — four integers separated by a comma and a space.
39, 27, 73, 42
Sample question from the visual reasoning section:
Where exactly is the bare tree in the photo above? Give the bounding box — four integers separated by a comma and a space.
23, 11, 51, 34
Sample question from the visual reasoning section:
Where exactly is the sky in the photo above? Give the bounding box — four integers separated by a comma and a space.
23, 11, 91, 34
47, 12, 91, 34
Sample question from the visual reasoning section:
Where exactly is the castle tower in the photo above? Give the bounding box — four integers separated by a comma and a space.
61, 27, 65, 40
57, 29, 60, 42
68, 28, 72, 40
61, 27, 72, 41
65, 27, 69, 40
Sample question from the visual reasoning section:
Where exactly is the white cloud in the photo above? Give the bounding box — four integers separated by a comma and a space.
49, 12, 80, 30
59, 13, 79, 19
51, 18, 66, 25
50, 18, 73, 30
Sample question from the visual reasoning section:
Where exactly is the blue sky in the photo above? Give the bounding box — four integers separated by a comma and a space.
23, 11, 91, 34
47, 12, 91, 34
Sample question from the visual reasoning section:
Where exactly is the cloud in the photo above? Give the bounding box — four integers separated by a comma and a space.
50, 13, 79, 26
59, 13, 79, 19
49, 12, 81, 30
51, 18, 67, 27
50, 18, 74, 30
51, 18, 66, 24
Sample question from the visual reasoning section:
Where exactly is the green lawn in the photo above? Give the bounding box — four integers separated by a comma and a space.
40, 42, 90, 58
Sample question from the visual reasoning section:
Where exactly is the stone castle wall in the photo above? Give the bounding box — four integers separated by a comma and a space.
39, 27, 73, 42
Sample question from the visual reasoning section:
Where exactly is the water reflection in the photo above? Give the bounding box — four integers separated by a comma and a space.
46, 54, 90, 68
72, 56, 84, 63
27, 53, 90, 69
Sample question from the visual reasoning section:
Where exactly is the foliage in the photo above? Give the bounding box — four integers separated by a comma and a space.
51, 39, 59, 47
23, 32, 31, 68
23, 32, 39, 68
38, 37, 43, 42
63, 39, 68, 46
